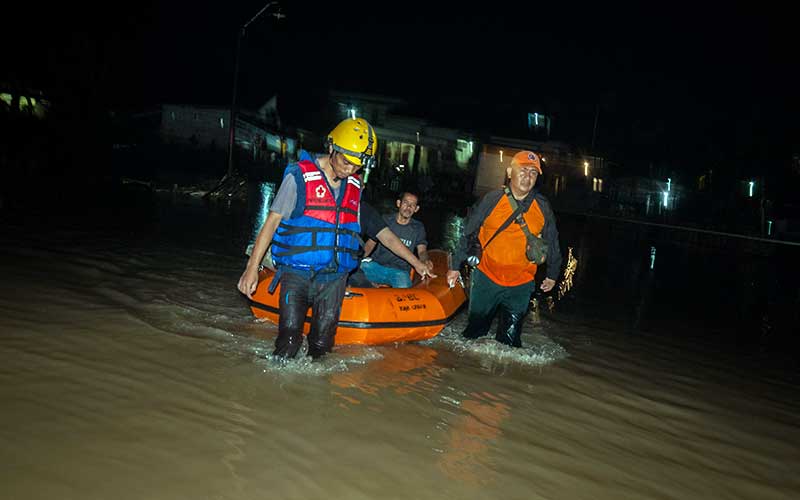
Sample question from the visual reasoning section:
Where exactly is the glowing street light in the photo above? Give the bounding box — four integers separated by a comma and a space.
748, 180, 755, 197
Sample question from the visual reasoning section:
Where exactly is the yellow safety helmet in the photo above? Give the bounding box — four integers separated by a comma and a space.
326, 117, 377, 168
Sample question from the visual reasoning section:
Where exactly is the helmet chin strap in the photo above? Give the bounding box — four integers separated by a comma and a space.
326, 151, 346, 182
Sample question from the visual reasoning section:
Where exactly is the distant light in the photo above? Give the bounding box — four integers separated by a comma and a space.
468, 141, 473, 153
748, 180, 755, 197
219, 117, 225, 128
416, 131, 420, 143
667, 177, 671, 192
499, 150, 504, 163
650, 246, 656, 270
583, 161, 589, 177
349, 108, 356, 119
663, 191, 668, 208
534, 112, 539, 126
767, 219, 773, 235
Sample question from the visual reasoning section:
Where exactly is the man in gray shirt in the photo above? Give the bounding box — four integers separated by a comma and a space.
361, 192, 433, 288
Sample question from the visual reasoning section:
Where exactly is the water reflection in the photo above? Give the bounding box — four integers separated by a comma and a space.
329, 344, 443, 403
436, 391, 511, 486
554, 213, 800, 350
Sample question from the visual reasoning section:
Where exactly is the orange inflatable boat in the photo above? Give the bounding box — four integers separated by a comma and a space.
248, 249, 467, 345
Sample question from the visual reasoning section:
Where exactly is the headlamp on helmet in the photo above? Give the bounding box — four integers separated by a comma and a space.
326, 117, 377, 168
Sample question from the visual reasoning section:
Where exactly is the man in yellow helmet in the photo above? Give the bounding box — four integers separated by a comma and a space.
238, 118, 432, 359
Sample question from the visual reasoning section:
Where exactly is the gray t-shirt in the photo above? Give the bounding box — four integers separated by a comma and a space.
370, 215, 427, 272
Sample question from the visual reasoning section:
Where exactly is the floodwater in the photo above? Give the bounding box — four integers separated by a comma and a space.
1, 186, 799, 500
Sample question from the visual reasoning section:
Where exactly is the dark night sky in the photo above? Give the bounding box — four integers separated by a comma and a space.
4, 2, 797, 174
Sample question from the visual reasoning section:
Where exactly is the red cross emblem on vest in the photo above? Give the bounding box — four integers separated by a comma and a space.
315, 185, 326, 198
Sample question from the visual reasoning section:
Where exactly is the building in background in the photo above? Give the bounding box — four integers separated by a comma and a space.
156, 89, 612, 209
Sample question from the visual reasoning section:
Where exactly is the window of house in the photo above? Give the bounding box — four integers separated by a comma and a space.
337, 103, 358, 120
527, 112, 551, 136
455, 139, 474, 167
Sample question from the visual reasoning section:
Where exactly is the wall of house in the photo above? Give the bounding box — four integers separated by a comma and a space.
235, 116, 295, 161
160, 104, 229, 149
474, 150, 507, 194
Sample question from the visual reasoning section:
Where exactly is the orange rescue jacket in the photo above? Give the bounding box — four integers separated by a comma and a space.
476, 195, 545, 286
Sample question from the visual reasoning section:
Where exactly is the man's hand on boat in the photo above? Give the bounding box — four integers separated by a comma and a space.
446, 270, 461, 289
414, 259, 437, 280
539, 278, 556, 292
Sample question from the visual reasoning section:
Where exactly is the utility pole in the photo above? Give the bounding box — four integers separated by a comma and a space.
226, 1, 284, 179
590, 102, 599, 153
590, 102, 600, 182
760, 176, 766, 237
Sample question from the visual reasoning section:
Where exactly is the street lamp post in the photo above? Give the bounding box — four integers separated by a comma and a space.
226, 1, 284, 178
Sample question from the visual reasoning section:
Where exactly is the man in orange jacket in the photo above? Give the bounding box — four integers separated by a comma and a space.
446, 151, 562, 347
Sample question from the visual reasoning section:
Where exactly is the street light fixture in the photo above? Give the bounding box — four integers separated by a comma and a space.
226, 1, 285, 178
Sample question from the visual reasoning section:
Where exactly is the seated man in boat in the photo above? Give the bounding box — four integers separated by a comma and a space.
237, 117, 434, 360
359, 192, 433, 288
347, 201, 434, 288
